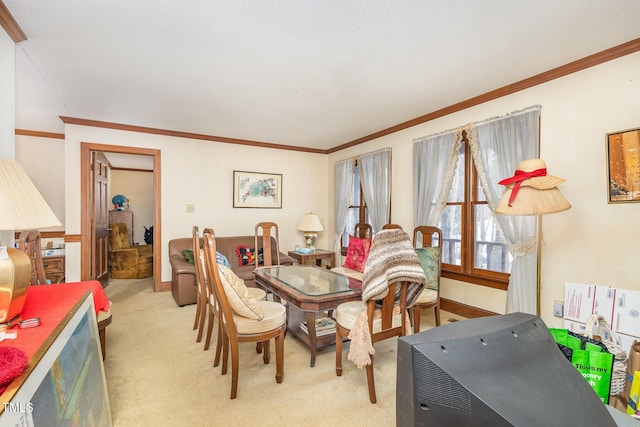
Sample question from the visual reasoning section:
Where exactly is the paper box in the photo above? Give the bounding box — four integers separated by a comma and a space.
564, 282, 596, 323
613, 289, 640, 337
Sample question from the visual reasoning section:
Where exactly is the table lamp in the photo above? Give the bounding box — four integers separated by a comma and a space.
297, 213, 323, 252
497, 158, 570, 315
0, 159, 61, 327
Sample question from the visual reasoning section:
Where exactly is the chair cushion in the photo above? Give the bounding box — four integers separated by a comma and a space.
218, 264, 264, 320
415, 247, 439, 290
415, 288, 438, 304
335, 301, 402, 333
343, 235, 371, 273
331, 267, 364, 281
234, 301, 286, 334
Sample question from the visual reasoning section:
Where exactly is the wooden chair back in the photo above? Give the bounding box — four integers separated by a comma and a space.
18, 229, 47, 285
382, 223, 403, 230
255, 222, 280, 266
411, 225, 443, 332
354, 222, 373, 239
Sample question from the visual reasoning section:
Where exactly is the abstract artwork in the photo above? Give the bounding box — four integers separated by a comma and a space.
233, 171, 282, 208
606, 127, 640, 203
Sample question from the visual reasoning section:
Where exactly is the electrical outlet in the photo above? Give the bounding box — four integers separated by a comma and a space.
185, 204, 195, 213
553, 300, 564, 317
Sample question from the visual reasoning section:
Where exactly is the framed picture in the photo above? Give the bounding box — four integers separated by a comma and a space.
233, 170, 282, 208
606, 127, 640, 203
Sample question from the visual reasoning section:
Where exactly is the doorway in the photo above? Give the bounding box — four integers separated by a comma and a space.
80, 142, 163, 292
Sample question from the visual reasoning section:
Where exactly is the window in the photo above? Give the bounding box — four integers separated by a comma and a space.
438, 134, 511, 290
342, 163, 370, 251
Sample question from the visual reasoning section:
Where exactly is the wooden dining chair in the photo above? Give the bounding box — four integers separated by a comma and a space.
353, 222, 373, 239
192, 226, 207, 341
335, 281, 410, 403
382, 223, 403, 230
202, 229, 286, 399
254, 222, 280, 267
410, 225, 442, 332
18, 229, 47, 285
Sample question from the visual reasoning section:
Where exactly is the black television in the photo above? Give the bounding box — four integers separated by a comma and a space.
397, 312, 621, 427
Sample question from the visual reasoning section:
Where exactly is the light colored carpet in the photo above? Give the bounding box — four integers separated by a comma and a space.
103, 278, 465, 427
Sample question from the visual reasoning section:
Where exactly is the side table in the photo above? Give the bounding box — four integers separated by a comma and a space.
287, 249, 335, 269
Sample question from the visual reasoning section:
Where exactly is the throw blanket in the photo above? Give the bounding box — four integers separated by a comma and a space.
348, 229, 425, 368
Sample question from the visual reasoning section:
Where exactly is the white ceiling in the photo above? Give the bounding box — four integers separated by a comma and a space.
6, 1, 640, 152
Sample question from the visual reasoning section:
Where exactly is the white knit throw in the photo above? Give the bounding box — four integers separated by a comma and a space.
347, 229, 425, 368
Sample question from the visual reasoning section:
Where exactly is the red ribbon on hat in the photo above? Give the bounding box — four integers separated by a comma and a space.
498, 168, 547, 207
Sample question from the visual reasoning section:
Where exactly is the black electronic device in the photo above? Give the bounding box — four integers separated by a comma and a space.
396, 312, 618, 427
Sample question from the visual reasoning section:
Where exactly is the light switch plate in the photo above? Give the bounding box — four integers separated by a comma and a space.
553, 301, 564, 317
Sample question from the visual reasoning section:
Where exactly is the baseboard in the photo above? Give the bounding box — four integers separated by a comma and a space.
440, 298, 499, 319
160, 281, 172, 292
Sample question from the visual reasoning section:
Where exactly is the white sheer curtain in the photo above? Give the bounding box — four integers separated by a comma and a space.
333, 158, 354, 266
358, 148, 391, 232
413, 128, 464, 227
468, 106, 541, 314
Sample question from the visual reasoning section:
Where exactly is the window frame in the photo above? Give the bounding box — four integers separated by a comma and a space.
440, 132, 510, 291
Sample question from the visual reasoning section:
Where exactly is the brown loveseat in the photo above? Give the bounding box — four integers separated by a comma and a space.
169, 235, 295, 306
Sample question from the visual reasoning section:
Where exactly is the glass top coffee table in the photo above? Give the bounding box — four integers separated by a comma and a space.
254, 265, 362, 367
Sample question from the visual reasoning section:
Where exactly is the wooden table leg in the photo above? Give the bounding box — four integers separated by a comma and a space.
305, 311, 317, 367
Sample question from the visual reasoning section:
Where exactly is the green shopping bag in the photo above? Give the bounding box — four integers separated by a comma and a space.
549, 328, 614, 403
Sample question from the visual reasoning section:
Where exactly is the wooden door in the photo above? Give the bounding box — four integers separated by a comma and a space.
92, 151, 110, 287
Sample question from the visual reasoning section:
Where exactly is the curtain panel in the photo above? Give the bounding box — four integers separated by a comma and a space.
413, 105, 541, 314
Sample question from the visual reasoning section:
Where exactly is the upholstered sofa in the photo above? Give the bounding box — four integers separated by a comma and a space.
169, 235, 295, 306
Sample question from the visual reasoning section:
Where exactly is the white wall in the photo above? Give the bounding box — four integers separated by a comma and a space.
327, 52, 640, 326
62, 126, 328, 283
0, 29, 15, 246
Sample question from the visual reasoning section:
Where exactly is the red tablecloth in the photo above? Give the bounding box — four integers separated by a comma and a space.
0, 281, 110, 360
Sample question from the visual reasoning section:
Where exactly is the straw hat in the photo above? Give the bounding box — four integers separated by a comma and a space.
498, 159, 565, 190
496, 159, 570, 215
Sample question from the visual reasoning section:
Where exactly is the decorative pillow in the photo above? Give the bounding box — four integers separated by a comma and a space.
181, 248, 195, 265
343, 235, 372, 273
235, 245, 264, 266
185, 248, 230, 268
216, 251, 231, 267
217, 264, 264, 320
415, 247, 440, 290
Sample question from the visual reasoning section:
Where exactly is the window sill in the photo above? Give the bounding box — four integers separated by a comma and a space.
441, 270, 509, 291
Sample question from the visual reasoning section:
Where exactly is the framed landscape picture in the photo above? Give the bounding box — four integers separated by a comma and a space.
233, 170, 282, 208
606, 127, 640, 203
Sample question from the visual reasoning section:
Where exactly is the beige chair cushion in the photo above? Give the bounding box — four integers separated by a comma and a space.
331, 267, 364, 281
218, 264, 264, 320
415, 289, 438, 304
335, 300, 402, 333
234, 301, 286, 334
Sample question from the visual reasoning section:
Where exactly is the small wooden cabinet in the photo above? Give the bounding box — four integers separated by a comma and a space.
42, 255, 65, 284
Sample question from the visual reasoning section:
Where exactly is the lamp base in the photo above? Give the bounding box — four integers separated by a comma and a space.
0, 314, 22, 330
303, 232, 318, 252
0, 248, 31, 326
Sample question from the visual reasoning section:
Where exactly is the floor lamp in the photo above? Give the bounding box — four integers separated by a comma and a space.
497, 159, 570, 316
0, 159, 61, 327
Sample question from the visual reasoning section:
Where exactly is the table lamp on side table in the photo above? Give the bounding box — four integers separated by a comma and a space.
0, 159, 61, 327
297, 213, 323, 252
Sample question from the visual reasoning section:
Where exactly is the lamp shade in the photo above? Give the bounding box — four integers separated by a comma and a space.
0, 159, 61, 230
297, 213, 323, 232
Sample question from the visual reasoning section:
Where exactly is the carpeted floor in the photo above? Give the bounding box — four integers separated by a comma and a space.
102, 278, 465, 427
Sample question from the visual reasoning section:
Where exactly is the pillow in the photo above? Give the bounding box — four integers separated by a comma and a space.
184, 248, 230, 267
181, 248, 195, 264
415, 247, 440, 290
343, 235, 371, 273
235, 245, 264, 266
217, 264, 264, 320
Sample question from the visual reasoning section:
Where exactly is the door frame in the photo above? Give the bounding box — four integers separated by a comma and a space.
80, 142, 162, 291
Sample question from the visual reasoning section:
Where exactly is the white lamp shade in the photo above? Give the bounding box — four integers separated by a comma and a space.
0, 159, 61, 230
297, 213, 323, 232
